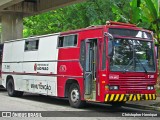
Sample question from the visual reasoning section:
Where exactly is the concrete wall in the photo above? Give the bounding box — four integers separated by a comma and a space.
1, 13, 23, 42
0, 0, 85, 42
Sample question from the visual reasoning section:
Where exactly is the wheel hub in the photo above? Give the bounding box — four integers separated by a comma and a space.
71, 89, 79, 103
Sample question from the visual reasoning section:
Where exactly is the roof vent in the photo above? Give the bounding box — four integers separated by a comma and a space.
106, 21, 136, 27
86, 25, 95, 28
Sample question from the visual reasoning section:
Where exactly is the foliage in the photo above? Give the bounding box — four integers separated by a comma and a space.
112, 0, 160, 42
24, 0, 160, 44
157, 89, 160, 93
23, 0, 130, 37
142, 0, 160, 42
112, 0, 141, 24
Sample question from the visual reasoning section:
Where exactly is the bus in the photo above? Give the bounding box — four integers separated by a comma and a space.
1, 21, 157, 108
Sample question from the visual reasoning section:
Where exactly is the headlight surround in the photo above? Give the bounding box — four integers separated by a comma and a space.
109, 85, 119, 90
147, 86, 154, 90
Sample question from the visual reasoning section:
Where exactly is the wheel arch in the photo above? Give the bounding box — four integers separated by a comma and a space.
6, 75, 14, 89
64, 79, 79, 98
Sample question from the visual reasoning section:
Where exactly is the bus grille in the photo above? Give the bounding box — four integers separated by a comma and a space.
109, 76, 156, 90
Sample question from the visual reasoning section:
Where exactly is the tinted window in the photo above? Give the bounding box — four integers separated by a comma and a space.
109, 28, 153, 40
109, 39, 155, 72
58, 35, 77, 47
25, 40, 39, 51
102, 38, 106, 70
80, 41, 85, 69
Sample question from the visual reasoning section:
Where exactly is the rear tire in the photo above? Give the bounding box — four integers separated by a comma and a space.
7, 78, 23, 97
68, 83, 85, 108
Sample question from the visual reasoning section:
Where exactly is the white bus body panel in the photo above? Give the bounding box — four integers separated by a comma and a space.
2, 34, 59, 96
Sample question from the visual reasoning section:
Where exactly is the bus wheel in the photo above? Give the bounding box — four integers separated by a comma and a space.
68, 83, 85, 108
7, 78, 23, 97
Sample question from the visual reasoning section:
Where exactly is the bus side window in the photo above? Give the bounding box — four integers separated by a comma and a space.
80, 41, 85, 69
58, 35, 78, 48
25, 40, 39, 51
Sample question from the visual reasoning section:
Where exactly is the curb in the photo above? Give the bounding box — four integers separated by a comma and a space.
124, 103, 160, 111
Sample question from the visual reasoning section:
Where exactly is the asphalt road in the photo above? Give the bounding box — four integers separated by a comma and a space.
0, 88, 160, 120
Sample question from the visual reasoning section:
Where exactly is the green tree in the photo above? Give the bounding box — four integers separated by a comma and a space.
141, 0, 160, 42
24, 0, 129, 37
112, 0, 160, 42
141, 0, 160, 71
23, 0, 160, 43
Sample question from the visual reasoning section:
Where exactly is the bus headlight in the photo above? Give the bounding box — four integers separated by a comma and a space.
147, 86, 154, 90
109, 85, 119, 90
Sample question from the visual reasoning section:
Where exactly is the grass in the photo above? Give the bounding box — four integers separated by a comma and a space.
156, 89, 160, 94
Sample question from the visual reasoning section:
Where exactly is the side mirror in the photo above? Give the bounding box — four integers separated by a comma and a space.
108, 40, 114, 56
104, 32, 114, 56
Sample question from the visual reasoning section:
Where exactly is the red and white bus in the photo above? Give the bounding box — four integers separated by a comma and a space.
1, 21, 157, 108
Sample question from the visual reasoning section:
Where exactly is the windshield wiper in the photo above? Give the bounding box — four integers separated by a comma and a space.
123, 55, 148, 73
133, 40, 148, 73
123, 58, 134, 73
135, 57, 148, 73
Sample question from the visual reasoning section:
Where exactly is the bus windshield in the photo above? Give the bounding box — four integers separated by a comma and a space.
109, 38, 155, 72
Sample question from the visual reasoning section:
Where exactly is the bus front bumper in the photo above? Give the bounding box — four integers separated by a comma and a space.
105, 94, 157, 102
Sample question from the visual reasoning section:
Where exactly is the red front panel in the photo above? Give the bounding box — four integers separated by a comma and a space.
99, 25, 158, 102
98, 72, 157, 102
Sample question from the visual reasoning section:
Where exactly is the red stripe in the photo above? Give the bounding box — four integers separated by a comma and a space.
2, 72, 57, 76
1, 72, 83, 78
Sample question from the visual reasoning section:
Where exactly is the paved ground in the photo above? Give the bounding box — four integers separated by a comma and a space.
127, 96, 160, 106
126, 95, 160, 111
0, 88, 160, 120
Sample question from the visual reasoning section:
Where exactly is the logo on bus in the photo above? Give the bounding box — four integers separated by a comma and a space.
34, 63, 49, 71
59, 65, 67, 72
109, 74, 119, 79
34, 64, 37, 71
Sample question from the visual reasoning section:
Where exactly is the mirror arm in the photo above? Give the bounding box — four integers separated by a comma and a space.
104, 32, 114, 40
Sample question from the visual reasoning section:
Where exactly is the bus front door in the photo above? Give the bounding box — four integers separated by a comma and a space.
83, 39, 98, 100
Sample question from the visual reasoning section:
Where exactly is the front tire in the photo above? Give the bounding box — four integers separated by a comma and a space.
68, 83, 85, 108
7, 78, 23, 97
